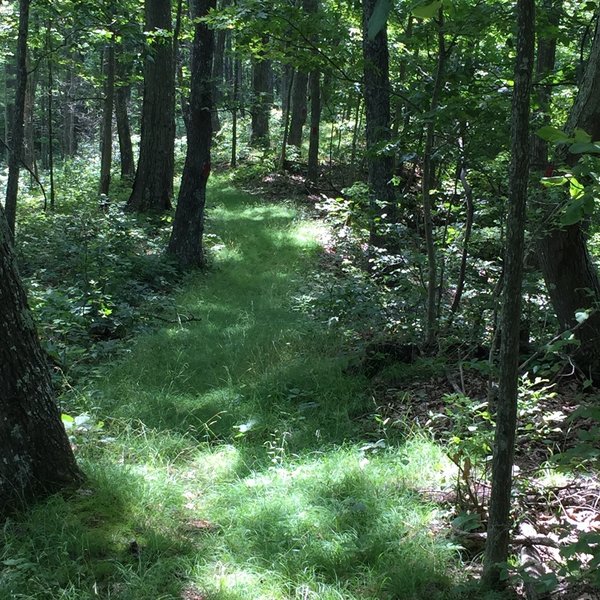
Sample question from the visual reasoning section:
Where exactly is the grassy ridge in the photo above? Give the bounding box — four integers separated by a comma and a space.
0, 179, 470, 599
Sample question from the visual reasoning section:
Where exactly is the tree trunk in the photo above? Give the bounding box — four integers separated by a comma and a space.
99, 42, 115, 196
5, 0, 30, 237
287, 69, 308, 147
115, 49, 135, 182
0, 205, 82, 514
362, 0, 395, 242
537, 7, 600, 380
167, 0, 215, 268
127, 0, 175, 212
482, 0, 535, 590
250, 47, 272, 148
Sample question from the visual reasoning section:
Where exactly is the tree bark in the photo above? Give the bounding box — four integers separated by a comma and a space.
362, 0, 395, 242
127, 0, 175, 212
482, 0, 535, 590
537, 7, 600, 380
5, 0, 30, 236
167, 0, 215, 268
0, 205, 82, 514
99, 41, 115, 196
23, 56, 37, 177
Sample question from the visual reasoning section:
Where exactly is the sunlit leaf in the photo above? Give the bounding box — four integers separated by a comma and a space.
536, 125, 572, 143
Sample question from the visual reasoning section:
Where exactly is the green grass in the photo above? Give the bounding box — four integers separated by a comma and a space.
1, 177, 487, 599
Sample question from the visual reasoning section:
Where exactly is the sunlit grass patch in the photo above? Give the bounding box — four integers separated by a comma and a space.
185, 443, 457, 599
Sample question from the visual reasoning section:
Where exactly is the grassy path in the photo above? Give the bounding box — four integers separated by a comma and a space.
1, 181, 464, 600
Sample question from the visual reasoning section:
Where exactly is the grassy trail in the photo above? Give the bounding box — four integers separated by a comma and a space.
1, 181, 465, 600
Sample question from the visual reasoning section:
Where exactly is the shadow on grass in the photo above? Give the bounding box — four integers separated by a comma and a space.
0, 462, 201, 600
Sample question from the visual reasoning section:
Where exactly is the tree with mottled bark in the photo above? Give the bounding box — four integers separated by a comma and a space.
0, 204, 82, 515
482, 0, 535, 590
5, 0, 30, 236
287, 69, 308, 147
127, 0, 175, 212
167, 0, 215, 267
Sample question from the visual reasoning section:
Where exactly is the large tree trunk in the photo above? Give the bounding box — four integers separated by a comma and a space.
362, 0, 395, 242
127, 0, 175, 212
537, 7, 600, 380
482, 0, 535, 590
5, 0, 30, 236
99, 41, 115, 196
0, 205, 82, 514
250, 48, 272, 148
167, 0, 215, 268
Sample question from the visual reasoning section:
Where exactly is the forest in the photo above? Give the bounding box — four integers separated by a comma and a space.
1, 0, 600, 597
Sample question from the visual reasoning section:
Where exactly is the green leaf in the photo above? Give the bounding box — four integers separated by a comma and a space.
61, 413, 75, 430
412, 0, 442, 19
569, 176, 584, 199
367, 0, 392, 40
569, 141, 600, 154
575, 310, 591, 324
561, 198, 585, 226
540, 176, 568, 187
536, 125, 572, 143
574, 128, 592, 143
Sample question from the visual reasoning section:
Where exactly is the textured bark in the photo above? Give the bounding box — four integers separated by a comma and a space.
250, 48, 272, 148
167, 0, 215, 268
127, 0, 175, 212
5, 0, 30, 236
482, 0, 535, 589
115, 49, 135, 181
537, 8, 600, 379
362, 0, 395, 240
99, 42, 115, 196
0, 206, 82, 514
287, 69, 308, 147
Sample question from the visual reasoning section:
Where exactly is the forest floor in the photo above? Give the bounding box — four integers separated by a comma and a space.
2, 173, 600, 599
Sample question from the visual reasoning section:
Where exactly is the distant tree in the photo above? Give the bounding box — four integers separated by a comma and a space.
250, 42, 272, 148
99, 39, 115, 196
167, 0, 215, 267
127, 0, 175, 212
0, 205, 82, 514
482, 0, 535, 589
115, 46, 136, 182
